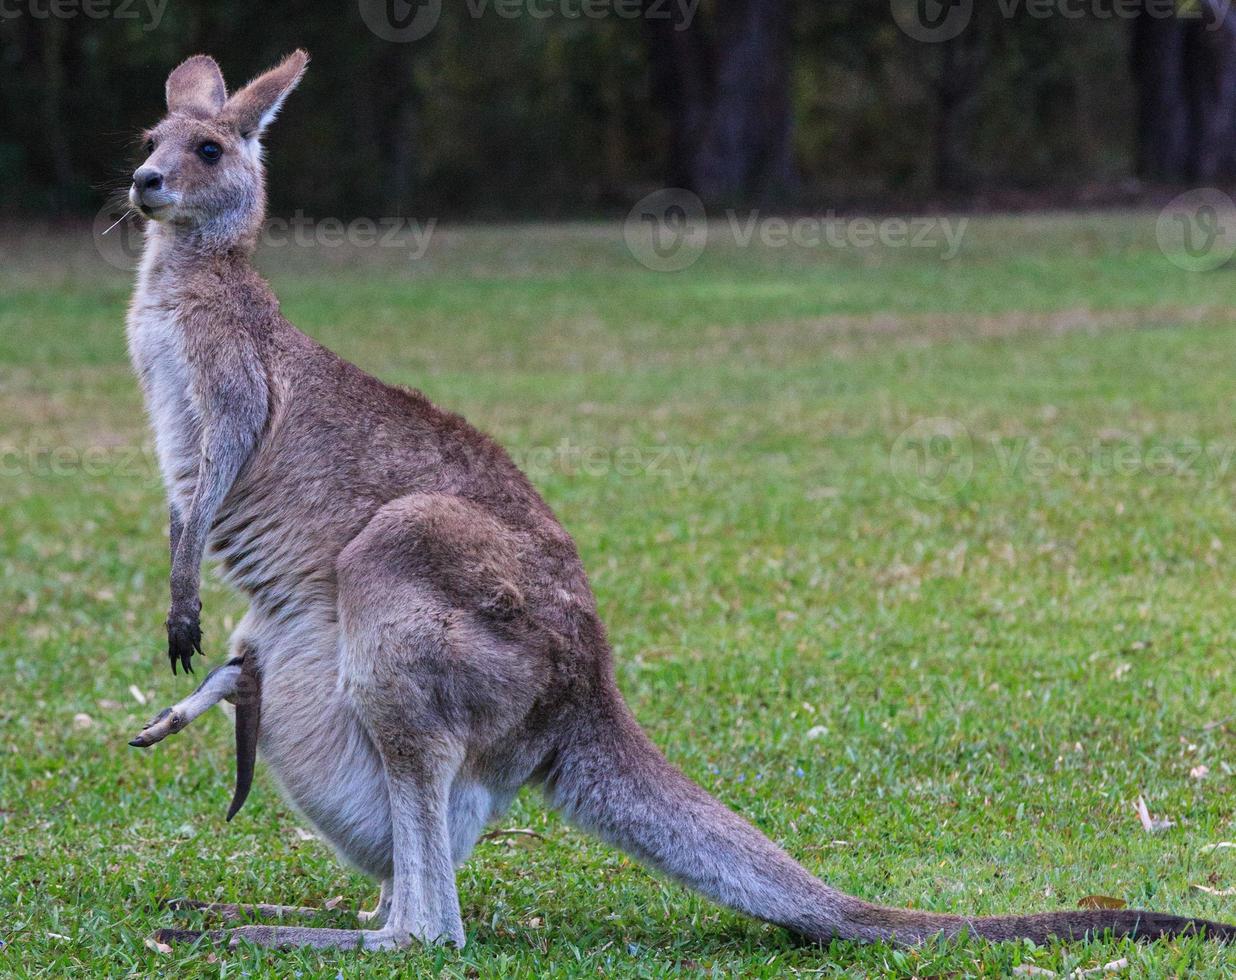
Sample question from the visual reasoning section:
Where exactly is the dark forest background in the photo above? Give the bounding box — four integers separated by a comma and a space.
2, 0, 1235, 220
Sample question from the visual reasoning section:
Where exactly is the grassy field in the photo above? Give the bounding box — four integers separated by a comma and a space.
3, 211, 1236, 977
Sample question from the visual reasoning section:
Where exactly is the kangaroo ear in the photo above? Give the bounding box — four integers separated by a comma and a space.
166, 55, 227, 118
221, 50, 309, 141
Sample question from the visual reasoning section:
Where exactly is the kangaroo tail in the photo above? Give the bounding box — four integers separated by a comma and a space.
542, 688, 1235, 945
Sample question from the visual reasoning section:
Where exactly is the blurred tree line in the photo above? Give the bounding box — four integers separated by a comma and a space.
0, 0, 1232, 219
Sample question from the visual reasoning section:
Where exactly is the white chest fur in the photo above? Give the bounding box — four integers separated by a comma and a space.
127, 255, 202, 514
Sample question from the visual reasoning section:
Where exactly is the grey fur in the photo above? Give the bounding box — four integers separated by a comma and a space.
125, 52, 1236, 952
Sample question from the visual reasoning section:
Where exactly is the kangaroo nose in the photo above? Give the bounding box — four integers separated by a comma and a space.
133, 167, 163, 192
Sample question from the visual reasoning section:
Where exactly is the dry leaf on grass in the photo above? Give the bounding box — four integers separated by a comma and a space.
1135, 796, 1174, 833
1192, 884, 1236, 896
1014, 958, 1131, 979
129, 684, 147, 706
1077, 958, 1129, 977
1190, 765, 1210, 780
1077, 895, 1126, 910
1201, 842, 1236, 853
479, 828, 547, 846
143, 937, 172, 954
323, 895, 344, 910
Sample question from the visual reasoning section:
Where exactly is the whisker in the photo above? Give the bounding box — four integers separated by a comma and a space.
101, 207, 136, 236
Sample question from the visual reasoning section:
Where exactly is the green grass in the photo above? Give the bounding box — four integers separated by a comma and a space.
3, 211, 1236, 976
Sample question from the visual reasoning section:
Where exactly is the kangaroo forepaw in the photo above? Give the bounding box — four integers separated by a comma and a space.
167, 609, 202, 675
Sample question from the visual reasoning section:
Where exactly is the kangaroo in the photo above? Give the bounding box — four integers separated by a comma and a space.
124, 51, 1236, 951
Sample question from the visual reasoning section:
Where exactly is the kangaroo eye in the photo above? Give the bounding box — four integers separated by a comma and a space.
197, 142, 222, 164
144, 139, 156, 156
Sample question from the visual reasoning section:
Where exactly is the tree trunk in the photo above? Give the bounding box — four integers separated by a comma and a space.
1131, 0, 1236, 182
933, 30, 987, 193
1187, 6, 1236, 181
900, 7, 989, 194
39, 17, 75, 210
386, 47, 420, 215
643, 0, 797, 205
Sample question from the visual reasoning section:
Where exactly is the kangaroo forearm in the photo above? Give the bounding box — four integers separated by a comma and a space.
169, 503, 184, 567
169, 507, 214, 601
165, 412, 262, 674
170, 424, 258, 604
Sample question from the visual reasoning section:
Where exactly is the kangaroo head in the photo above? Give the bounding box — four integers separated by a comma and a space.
131, 51, 308, 248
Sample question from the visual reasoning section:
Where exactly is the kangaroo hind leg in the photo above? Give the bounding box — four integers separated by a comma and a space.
161, 494, 546, 951
333, 493, 549, 947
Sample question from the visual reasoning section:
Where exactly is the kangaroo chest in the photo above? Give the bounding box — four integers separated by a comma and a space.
126, 301, 202, 516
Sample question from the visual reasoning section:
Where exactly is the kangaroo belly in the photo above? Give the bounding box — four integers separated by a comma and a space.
242, 609, 393, 879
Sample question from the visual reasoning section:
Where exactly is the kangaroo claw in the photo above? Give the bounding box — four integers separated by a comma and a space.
167, 617, 201, 675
